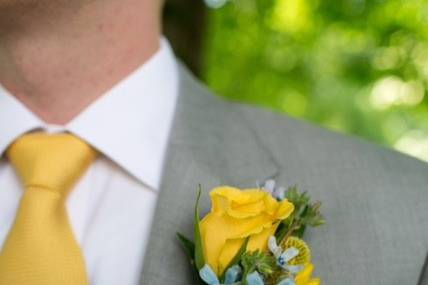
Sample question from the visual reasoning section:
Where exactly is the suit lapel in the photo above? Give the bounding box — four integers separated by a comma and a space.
139, 64, 279, 284
419, 251, 428, 285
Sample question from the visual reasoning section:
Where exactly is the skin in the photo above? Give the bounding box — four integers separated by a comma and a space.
0, 0, 163, 124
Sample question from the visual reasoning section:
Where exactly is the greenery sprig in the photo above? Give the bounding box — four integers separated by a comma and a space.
241, 250, 276, 284
276, 185, 325, 243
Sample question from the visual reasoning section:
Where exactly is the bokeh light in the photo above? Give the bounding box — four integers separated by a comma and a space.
202, 0, 428, 162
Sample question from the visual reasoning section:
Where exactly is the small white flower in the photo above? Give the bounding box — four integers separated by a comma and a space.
261, 179, 287, 200
268, 236, 303, 274
262, 179, 276, 194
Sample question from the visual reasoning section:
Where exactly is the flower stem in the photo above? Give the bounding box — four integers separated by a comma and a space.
280, 220, 300, 244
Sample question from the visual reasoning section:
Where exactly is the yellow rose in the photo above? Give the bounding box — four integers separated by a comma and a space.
199, 186, 294, 275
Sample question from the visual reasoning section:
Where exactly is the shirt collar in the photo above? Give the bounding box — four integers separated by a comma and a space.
0, 38, 179, 191
0, 91, 45, 154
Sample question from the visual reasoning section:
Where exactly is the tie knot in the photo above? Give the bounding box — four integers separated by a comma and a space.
6, 132, 98, 195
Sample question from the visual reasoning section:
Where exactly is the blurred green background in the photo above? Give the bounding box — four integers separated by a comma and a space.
164, 0, 428, 162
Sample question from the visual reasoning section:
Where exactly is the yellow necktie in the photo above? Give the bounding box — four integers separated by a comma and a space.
0, 132, 97, 285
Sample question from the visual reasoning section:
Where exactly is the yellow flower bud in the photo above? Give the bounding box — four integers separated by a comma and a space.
295, 263, 321, 285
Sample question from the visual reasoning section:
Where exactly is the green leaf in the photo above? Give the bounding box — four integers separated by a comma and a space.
220, 237, 249, 281
275, 221, 288, 242
176, 232, 195, 260
241, 250, 276, 278
275, 185, 326, 241
194, 185, 205, 270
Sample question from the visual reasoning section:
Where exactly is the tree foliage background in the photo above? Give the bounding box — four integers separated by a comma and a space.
165, 0, 428, 162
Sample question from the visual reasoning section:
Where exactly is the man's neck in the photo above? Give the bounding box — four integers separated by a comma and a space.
0, 0, 161, 124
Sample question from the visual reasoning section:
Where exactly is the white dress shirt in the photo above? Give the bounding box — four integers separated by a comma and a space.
0, 38, 179, 285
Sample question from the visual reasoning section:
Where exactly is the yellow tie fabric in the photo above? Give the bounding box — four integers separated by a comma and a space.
0, 132, 97, 285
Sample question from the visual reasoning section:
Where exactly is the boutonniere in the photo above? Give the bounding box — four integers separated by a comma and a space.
177, 180, 326, 285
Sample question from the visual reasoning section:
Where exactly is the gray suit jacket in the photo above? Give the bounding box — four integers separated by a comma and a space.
139, 63, 428, 285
